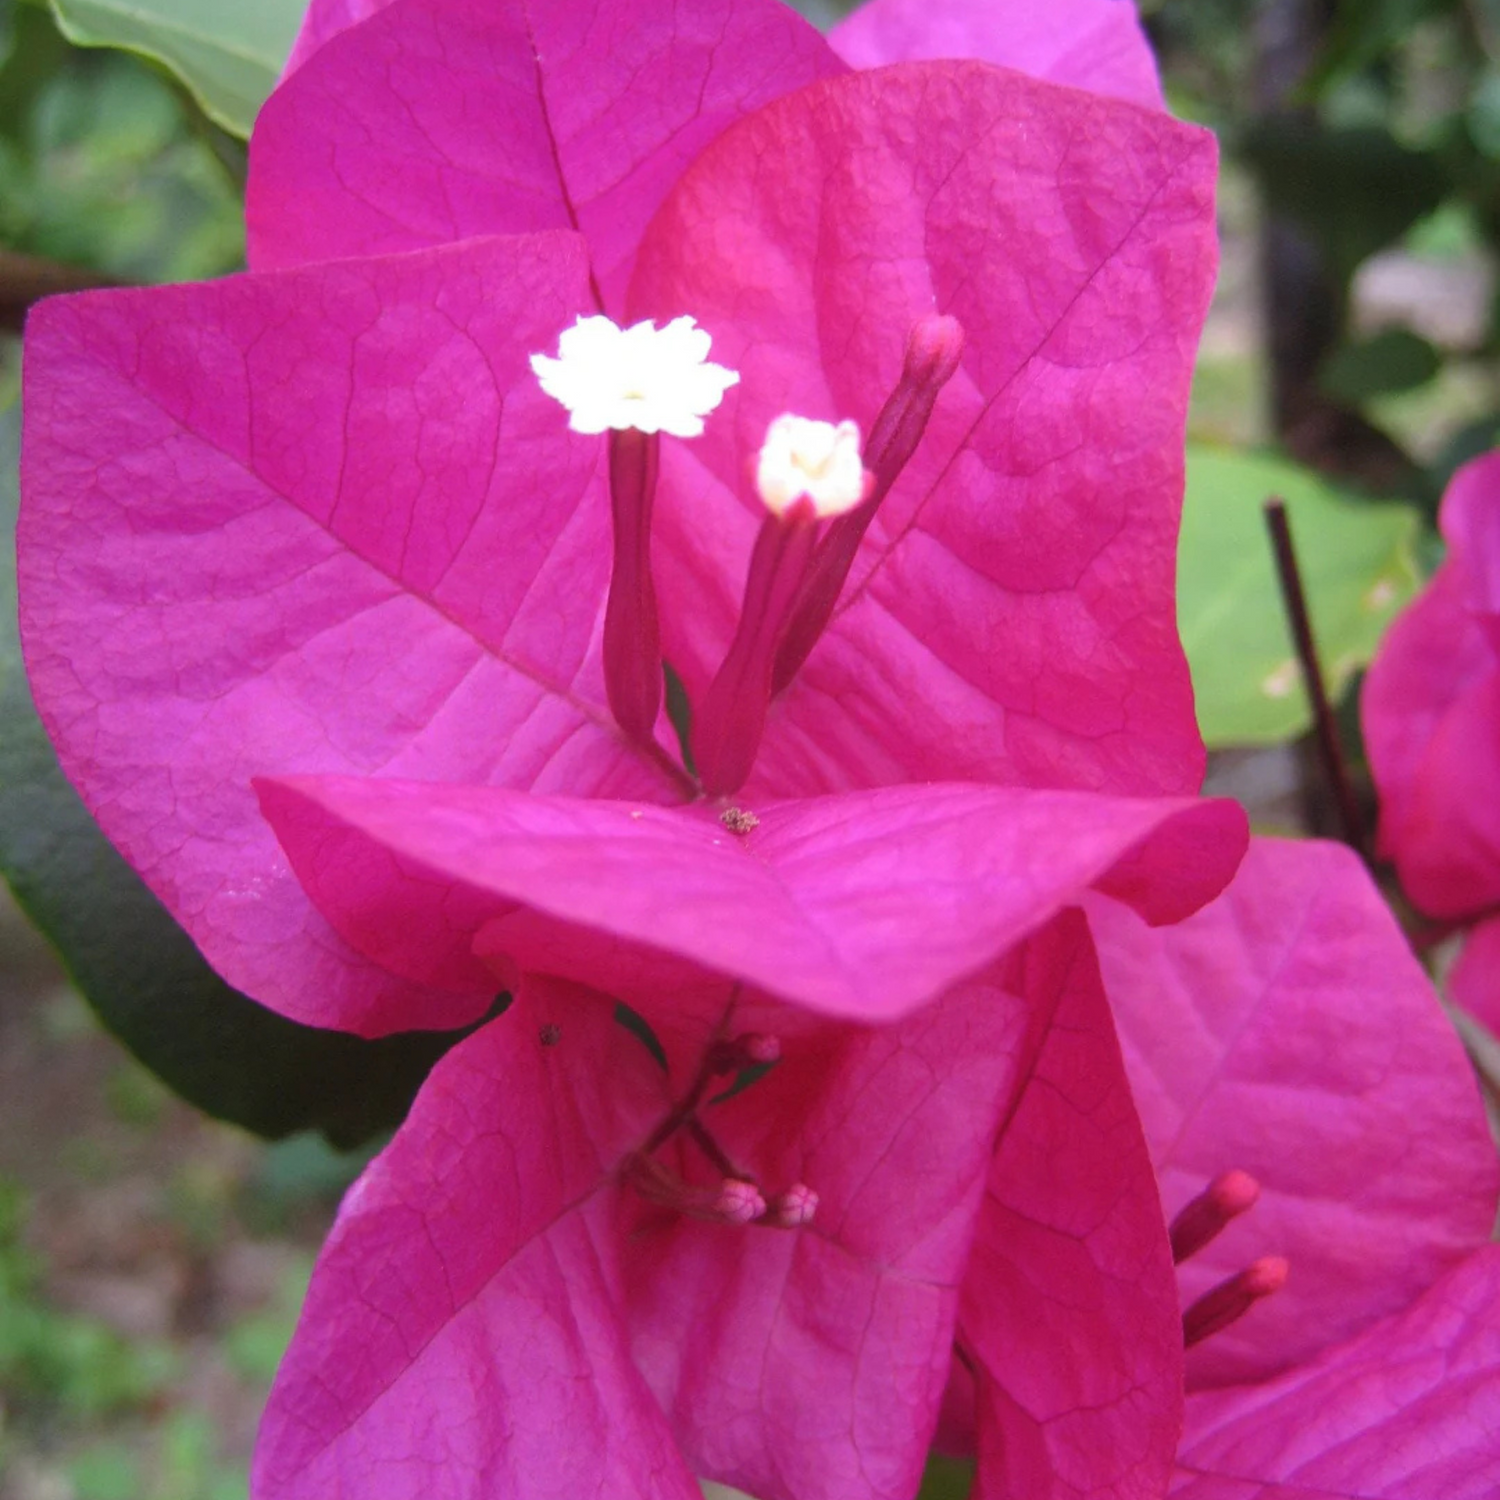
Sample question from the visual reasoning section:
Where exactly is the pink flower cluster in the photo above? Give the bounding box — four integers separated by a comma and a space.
17, 0, 1500, 1496
1366, 453, 1500, 1036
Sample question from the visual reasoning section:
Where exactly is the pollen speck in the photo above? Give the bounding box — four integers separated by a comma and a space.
720, 806, 760, 835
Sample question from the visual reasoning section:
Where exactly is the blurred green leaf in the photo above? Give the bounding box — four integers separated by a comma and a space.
223, 1257, 311, 1384
1469, 68, 1500, 158
0, 402, 506, 1145
68, 1444, 143, 1500
1320, 328, 1442, 403
1179, 446, 1422, 747
916, 1454, 973, 1500
0, 29, 245, 284
47, 0, 303, 137
1242, 121, 1448, 280
1320, 0, 1448, 82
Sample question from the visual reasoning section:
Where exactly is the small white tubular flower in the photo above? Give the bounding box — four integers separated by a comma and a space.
756, 415, 866, 519
529, 314, 739, 438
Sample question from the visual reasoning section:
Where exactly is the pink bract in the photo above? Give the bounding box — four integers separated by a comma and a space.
831, 0, 1163, 109
253, 775, 1244, 1028
251, 0, 846, 307
1364, 452, 1500, 922
21, 45, 1218, 1036
256, 912, 1185, 1500
1107, 841, 1500, 1496
1173, 1246, 1500, 1499
1091, 837, 1499, 1388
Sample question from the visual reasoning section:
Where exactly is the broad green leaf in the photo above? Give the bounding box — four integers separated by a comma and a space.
1320, 328, 1441, 405
1, 402, 501, 1145
1241, 121, 1447, 280
1179, 446, 1422, 748
47, 0, 304, 137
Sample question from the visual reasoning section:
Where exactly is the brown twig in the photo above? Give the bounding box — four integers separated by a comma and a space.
1263, 496, 1367, 855
0, 249, 118, 334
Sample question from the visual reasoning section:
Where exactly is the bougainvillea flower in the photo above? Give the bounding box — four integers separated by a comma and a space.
1173, 1244, 1500, 1499
830, 0, 1164, 110
250, 887, 1194, 1500
21, 23, 1219, 1037
904, 837, 1500, 1495
1092, 838, 1499, 1386
1364, 451, 1500, 1030
1097, 839, 1500, 1495
20, 5, 1239, 1494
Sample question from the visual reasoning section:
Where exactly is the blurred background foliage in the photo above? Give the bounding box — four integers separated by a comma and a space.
2, 0, 1499, 1495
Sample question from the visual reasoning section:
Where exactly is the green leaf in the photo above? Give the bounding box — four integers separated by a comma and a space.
613, 1001, 669, 1072
1241, 121, 1448, 280
1320, 328, 1441, 405
47, 0, 304, 137
1178, 446, 1422, 747
0, 402, 504, 1145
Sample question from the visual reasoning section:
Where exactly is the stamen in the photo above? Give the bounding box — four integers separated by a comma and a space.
692, 485, 821, 797
772, 314, 965, 694
1182, 1256, 1289, 1348
1170, 1170, 1261, 1264
756, 416, 868, 519
532, 315, 737, 745
765, 1183, 819, 1229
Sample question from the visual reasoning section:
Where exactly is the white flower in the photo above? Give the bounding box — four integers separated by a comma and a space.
530, 315, 739, 438
755, 415, 866, 519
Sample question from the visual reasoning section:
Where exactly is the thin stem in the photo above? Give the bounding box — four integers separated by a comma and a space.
686, 1117, 750, 1182
0, 250, 118, 334
1263, 497, 1367, 855
638, 988, 741, 1155
603, 428, 662, 745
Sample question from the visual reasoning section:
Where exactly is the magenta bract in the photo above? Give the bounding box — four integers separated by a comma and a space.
831, 0, 1163, 109
14, 2, 1251, 1497
251, 0, 846, 307
1365, 452, 1500, 920
1364, 451, 1500, 1034
255, 912, 1189, 1500
1092, 838, 1499, 1387
1174, 1246, 1500, 1499
21, 29, 1219, 1036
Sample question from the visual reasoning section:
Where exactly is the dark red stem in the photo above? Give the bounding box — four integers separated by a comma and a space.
693, 506, 817, 797
1264, 497, 1367, 855
603, 428, 662, 745
771, 315, 964, 694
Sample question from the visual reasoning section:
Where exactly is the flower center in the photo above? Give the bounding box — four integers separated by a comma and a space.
531, 310, 964, 788
622, 1027, 814, 1231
